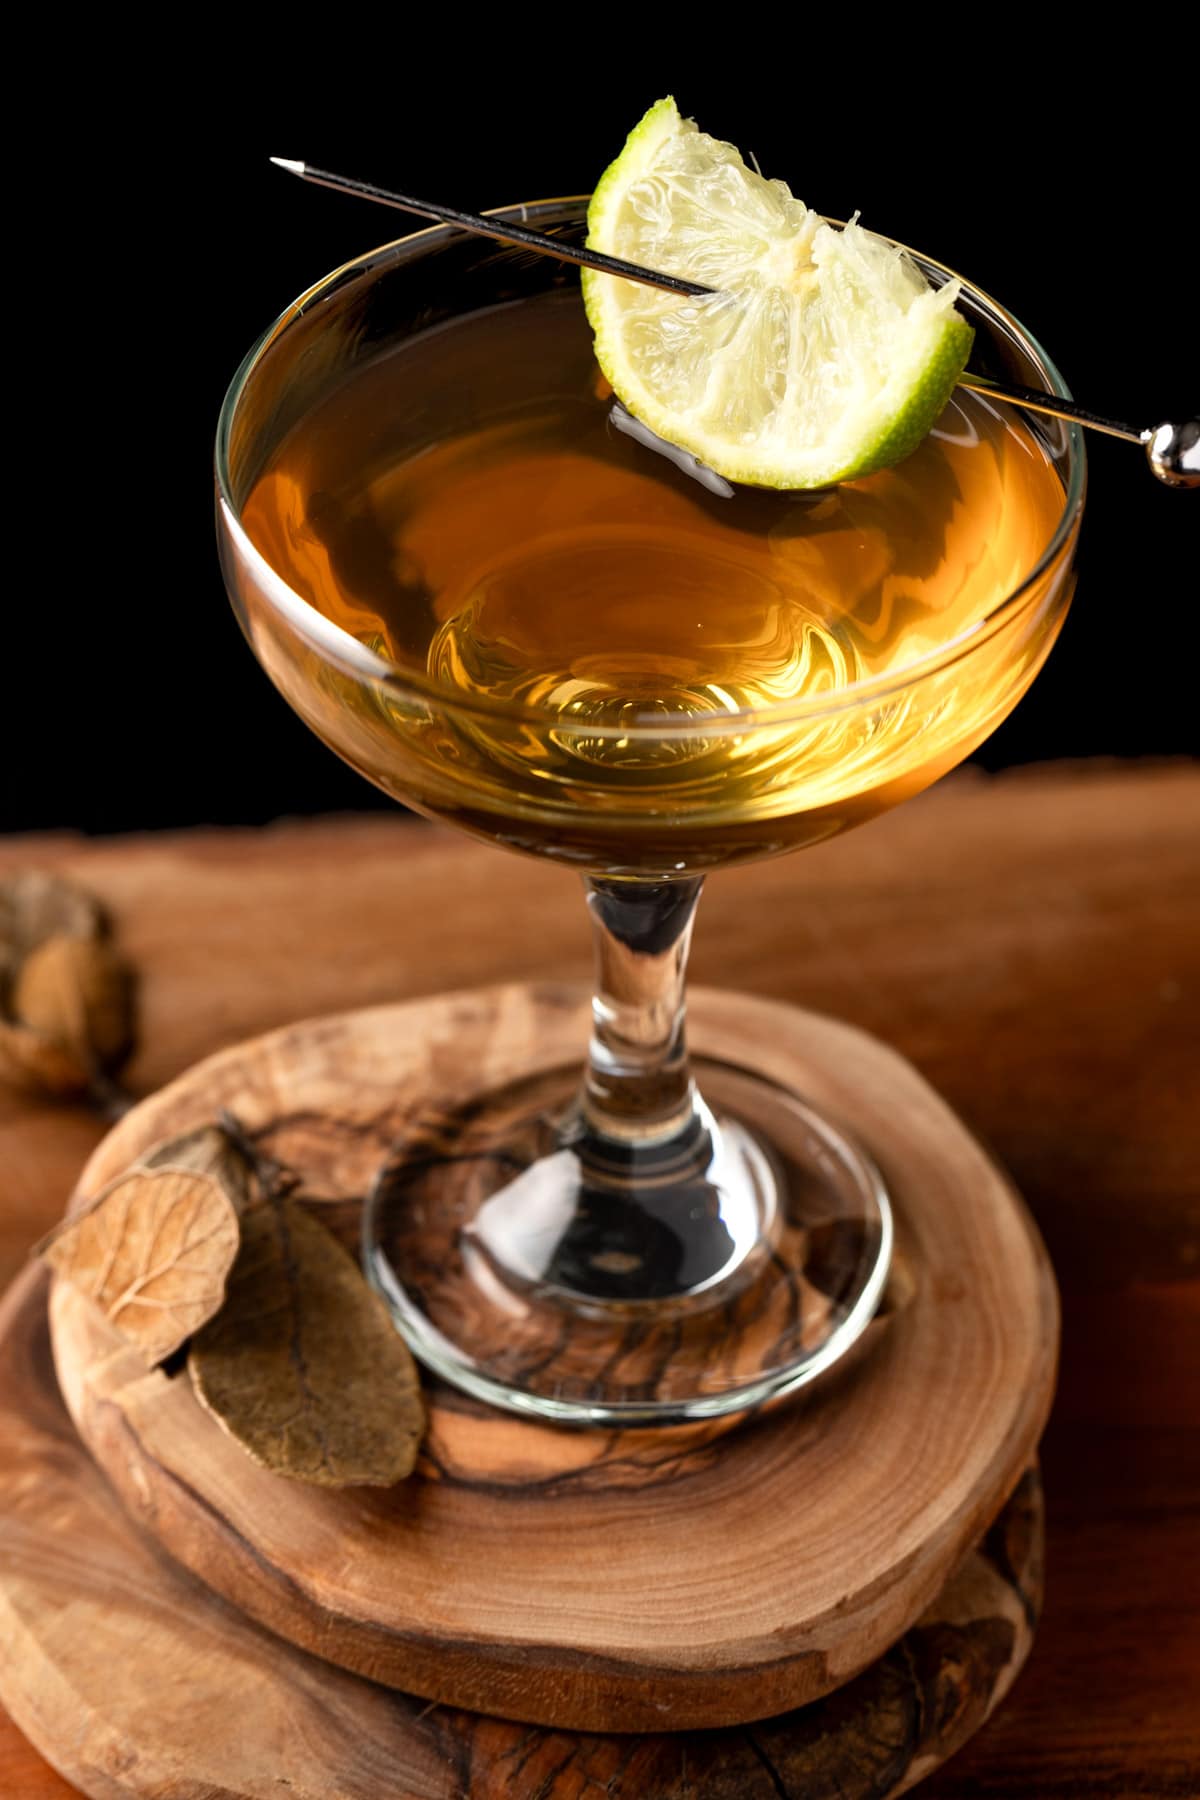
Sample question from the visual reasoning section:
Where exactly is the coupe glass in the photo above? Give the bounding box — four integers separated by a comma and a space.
216, 199, 1084, 1425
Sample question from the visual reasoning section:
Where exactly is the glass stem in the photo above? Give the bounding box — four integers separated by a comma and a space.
580, 877, 705, 1145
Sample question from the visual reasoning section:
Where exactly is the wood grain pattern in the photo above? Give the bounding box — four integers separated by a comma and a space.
1, 1266, 1043, 1800
46, 985, 1055, 1732
1, 761, 1197, 1792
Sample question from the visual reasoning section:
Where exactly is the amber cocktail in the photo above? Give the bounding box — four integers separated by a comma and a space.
217, 200, 1084, 1424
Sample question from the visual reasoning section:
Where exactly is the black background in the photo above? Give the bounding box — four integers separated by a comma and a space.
11, 44, 1195, 833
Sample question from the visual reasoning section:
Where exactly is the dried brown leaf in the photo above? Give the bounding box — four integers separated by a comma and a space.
141, 1122, 255, 1206
189, 1201, 424, 1487
40, 1156, 242, 1364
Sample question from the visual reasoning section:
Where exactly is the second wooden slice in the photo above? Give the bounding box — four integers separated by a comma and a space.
49, 985, 1058, 1733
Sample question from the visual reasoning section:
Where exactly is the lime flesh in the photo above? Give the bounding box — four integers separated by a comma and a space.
583, 98, 974, 489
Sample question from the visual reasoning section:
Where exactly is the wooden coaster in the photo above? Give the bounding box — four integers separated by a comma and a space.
3, 1269, 1043, 1800
48, 986, 1058, 1734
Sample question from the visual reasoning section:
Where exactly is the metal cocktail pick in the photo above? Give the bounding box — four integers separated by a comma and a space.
270, 159, 1199, 489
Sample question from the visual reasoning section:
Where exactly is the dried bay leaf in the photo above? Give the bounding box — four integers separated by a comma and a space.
189, 1200, 424, 1487
40, 1125, 247, 1363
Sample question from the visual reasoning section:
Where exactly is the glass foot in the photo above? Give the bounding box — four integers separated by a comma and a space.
363, 1056, 892, 1426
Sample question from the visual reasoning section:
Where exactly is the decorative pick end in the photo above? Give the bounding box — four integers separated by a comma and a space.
1144, 420, 1200, 489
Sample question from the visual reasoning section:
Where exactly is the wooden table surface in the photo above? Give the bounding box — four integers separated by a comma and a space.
1, 761, 1197, 1799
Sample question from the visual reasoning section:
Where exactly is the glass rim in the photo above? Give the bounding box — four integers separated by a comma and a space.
215, 196, 1087, 738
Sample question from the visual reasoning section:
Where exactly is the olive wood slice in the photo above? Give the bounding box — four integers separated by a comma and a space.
47, 985, 1058, 1734
2, 1268, 1043, 1800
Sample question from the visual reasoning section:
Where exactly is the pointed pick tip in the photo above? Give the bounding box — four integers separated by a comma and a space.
269, 157, 305, 175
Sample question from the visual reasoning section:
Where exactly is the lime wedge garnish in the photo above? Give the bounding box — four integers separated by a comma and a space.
583, 97, 974, 489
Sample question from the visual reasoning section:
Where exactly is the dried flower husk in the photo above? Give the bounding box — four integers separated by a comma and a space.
39, 1125, 250, 1364
0, 1016, 89, 1094
0, 870, 106, 959
0, 871, 136, 1097
15, 934, 132, 1066
189, 1200, 424, 1487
